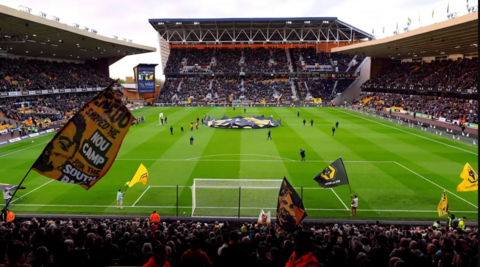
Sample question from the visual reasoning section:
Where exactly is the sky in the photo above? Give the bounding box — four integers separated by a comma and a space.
3, 0, 478, 80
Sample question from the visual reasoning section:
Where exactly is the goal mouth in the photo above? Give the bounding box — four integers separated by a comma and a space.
191, 179, 283, 217
203, 115, 279, 129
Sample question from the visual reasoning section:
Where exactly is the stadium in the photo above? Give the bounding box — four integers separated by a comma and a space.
0, 2, 478, 267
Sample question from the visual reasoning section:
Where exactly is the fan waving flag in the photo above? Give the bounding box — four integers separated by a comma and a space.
437, 190, 449, 217
257, 209, 271, 225
32, 86, 134, 190
125, 163, 149, 187
314, 158, 351, 189
457, 163, 478, 192
277, 177, 307, 231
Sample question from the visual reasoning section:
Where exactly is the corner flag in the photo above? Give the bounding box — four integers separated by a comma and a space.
437, 190, 449, 217
126, 163, 149, 187
314, 158, 351, 190
457, 163, 478, 192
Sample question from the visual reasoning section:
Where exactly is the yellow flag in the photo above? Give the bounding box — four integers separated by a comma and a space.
457, 163, 478, 191
125, 163, 149, 187
437, 190, 449, 217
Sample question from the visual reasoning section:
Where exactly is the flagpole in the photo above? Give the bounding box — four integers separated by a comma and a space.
1, 168, 32, 219
339, 157, 352, 195
124, 166, 138, 195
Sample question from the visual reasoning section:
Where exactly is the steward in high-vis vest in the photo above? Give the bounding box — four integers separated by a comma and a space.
1, 209, 15, 222
150, 210, 160, 223
458, 217, 466, 231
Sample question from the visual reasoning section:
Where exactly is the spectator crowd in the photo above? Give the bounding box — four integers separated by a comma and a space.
363, 58, 478, 90
0, 215, 475, 267
0, 58, 114, 92
361, 93, 478, 124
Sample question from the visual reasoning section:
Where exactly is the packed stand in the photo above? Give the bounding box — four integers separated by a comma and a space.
211, 49, 243, 73
291, 48, 357, 73
270, 48, 291, 73
243, 79, 275, 102
363, 58, 478, 90
210, 78, 242, 102
0, 215, 476, 267
241, 48, 272, 73
331, 53, 356, 72
182, 48, 215, 73
0, 58, 114, 92
0, 92, 99, 125
164, 49, 187, 73
304, 78, 336, 101
180, 78, 211, 101
292, 48, 331, 66
271, 80, 293, 101
157, 79, 181, 103
364, 93, 478, 123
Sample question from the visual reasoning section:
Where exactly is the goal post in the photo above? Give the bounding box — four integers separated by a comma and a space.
191, 179, 283, 217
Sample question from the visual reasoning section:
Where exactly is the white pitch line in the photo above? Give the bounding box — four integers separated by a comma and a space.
334, 108, 478, 155
116, 158, 394, 163
7, 203, 478, 213
186, 153, 295, 162
394, 162, 478, 209
330, 188, 349, 210
0, 141, 49, 158
11, 180, 54, 203
132, 186, 151, 207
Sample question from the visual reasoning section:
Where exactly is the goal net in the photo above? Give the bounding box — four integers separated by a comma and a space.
191, 179, 283, 217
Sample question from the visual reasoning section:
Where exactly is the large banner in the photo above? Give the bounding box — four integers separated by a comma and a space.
136, 64, 156, 94
32, 87, 133, 190
277, 177, 307, 231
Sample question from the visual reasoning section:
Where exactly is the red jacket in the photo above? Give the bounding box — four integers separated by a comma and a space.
143, 257, 170, 267
181, 249, 213, 267
285, 252, 320, 267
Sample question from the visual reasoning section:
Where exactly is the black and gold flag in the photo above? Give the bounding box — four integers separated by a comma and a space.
314, 158, 350, 189
277, 177, 307, 231
32, 86, 133, 190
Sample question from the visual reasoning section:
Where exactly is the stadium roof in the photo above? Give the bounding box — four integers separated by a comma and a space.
331, 12, 478, 60
148, 17, 374, 44
0, 4, 156, 61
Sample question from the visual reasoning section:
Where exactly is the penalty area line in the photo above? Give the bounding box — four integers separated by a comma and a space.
330, 188, 349, 210
394, 162, 478, 209
132, 186, 151, 207
11, 180, 54, 204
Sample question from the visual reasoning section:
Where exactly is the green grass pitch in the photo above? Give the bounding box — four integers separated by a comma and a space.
0, 107, 477, 221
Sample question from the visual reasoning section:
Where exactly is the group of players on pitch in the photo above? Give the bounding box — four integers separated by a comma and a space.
162, 110, 341, 150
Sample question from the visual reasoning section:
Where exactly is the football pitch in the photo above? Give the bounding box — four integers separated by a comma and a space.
0, 107, 477, 221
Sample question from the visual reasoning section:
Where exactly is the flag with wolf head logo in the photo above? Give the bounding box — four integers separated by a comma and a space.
314, 158, 350, 188
276, 177, 307, 231
32, 85, 133, 190
457, 163, 478, 192
125, 163, 149, 187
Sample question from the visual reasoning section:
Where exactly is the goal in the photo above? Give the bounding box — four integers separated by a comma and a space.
191, 179, 283, 217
